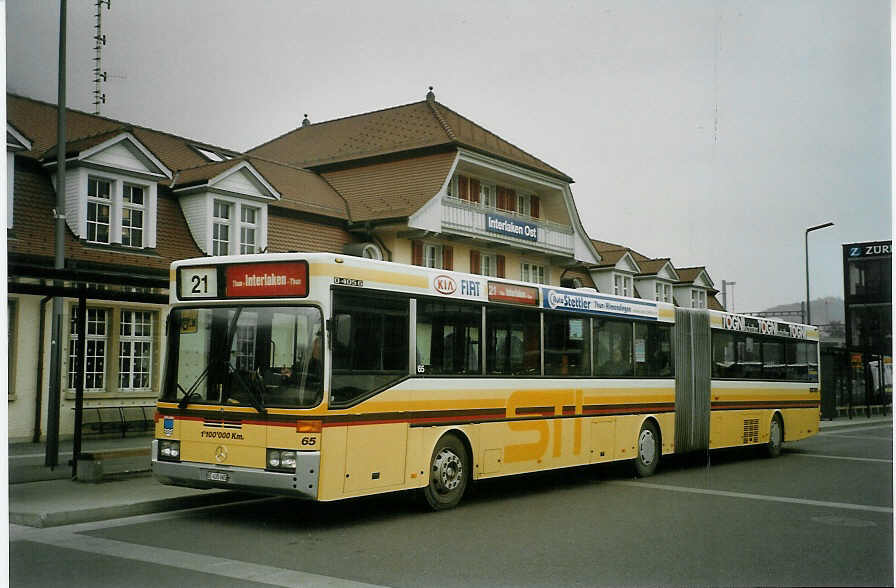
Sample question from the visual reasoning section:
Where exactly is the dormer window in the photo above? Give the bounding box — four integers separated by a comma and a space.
614, 274, 633, 297
691, 290, 707, 308
655, 282, 672, 303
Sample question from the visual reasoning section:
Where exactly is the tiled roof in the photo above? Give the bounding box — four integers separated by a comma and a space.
7, 94, 234, 173
675, 266, 707, 283
637, 258, 672, 275
321, 151, 456, 222
248, 98, 571, 181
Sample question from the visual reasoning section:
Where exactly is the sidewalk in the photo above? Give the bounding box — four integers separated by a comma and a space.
8, 416, 892, 529
9, 434, 250, 528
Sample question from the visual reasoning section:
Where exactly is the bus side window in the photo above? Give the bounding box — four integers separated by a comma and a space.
330, 292, 409, 407
594, 318, 634, 377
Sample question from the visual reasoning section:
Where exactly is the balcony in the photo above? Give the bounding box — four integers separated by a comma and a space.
441, 196, 574, 255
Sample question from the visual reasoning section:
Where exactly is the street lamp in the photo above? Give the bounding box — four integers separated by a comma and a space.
805, 222, 834, 325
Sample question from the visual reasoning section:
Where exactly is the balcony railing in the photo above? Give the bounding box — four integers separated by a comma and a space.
441, 196, 574, 255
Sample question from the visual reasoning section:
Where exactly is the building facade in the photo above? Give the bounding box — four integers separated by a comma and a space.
842, 240, 892, 409
6, 90, 722, 441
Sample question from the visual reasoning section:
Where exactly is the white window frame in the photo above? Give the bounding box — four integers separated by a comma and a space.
119, 310, 153, 390
480, 253, 497, 277
521, 262, 547, 285
68, 306, 108, 391
212, 199, 232, 256
517, 193, 531, 217
239, 204, 259, 254
121, 183, 145, 248
481, 182, 496, 208
614, 273, 632, 297
655, 282, 672, 303
86, 176, 112, 244
207, 196, 267, 257
691, 289, 707, 308
423, 243, 443, 269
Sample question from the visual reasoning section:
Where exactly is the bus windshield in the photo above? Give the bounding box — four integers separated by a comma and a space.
162, 306, 323, 409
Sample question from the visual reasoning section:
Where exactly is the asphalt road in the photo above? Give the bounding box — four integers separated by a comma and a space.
11, 421, 893, 587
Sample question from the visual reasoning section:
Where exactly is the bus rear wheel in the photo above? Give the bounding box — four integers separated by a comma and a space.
765, 414, 783, 458
422, 434, 469, 510
633, 421, 660, 477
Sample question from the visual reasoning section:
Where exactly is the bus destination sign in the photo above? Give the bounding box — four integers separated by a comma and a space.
225, 261, 308, 298
541, 288, 658, 320
488, 282, 539, 306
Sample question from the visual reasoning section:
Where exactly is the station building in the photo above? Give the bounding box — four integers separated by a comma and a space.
6, 89, 721, 441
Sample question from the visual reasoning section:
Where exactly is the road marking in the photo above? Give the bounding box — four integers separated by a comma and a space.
611, 481, 893, 514
819, 434, 893, 441
11, 522, 385, 588
792, 453, 892, 464
820, 424, 892, 434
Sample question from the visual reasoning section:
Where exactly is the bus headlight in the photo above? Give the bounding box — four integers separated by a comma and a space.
266, 449, 297, 472
159, 440, 181, 462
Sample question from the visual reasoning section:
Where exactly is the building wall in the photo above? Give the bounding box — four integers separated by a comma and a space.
8, 294, 43, 442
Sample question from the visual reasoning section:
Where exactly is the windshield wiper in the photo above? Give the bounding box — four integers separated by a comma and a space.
227, 363, 267, 414
178, 365, 211, 409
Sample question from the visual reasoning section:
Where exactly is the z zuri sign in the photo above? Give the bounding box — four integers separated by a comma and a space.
720, 313, 809, 340
225, 261, 308, 298
432, 275, 484, 300
845, 241, 892, 258
488, 282, 539, 306
542, 288, 658, 320
486, 213, 538, 242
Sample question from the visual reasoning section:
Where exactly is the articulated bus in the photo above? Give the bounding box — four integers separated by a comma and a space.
153, 253, 820, 509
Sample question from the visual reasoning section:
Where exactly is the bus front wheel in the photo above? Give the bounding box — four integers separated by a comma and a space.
422, 434, 469, 510
765, 414, 783, 458
633, 421, 660, 477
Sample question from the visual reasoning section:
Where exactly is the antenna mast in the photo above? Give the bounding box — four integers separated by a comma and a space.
92, 0, 111, 114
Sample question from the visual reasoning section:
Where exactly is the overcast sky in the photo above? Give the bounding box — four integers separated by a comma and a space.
5, 0, 891, 314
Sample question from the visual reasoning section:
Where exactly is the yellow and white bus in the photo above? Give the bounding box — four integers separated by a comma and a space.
153, 253, 820, 509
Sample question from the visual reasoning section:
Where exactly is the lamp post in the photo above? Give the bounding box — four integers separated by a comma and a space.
805, 222, 834, 325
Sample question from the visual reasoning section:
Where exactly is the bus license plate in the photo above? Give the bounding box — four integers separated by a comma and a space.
207, 471, 229, 482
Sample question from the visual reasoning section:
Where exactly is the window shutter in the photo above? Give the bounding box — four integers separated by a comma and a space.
470, 250, 481, 275
531, 195, 540, 218
412, 240, 423, 266
458, 175, 469, 201
496, 187, 504, 210
506, 190, 516, 212
443, 246, 454, 271
470, 179, 480, 204
496, 255, 505, 278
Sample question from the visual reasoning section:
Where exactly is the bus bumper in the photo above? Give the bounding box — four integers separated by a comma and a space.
151, 440, 319, 499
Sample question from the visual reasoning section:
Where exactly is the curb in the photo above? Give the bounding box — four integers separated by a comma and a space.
10, 490, 254, 528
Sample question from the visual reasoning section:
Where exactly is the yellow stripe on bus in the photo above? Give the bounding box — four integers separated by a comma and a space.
309, 263, 428, 289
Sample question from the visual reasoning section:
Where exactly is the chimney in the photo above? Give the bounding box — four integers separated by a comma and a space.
426, 86, 435, 102
301, 114, 310, 127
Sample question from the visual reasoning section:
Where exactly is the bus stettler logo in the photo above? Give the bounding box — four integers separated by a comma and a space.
215, 446, 228, 463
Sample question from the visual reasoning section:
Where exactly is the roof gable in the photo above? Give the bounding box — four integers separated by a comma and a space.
210, 162, 279, 200
676, 266, 714, 288
79, 132, 171, 178
7, 123, 31, 150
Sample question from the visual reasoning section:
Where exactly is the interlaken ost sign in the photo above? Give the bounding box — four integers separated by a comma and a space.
485, 213, 539, 242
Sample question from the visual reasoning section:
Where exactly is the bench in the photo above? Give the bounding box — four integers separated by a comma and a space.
74, 405, 156, 438
75, 447, 151, 483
